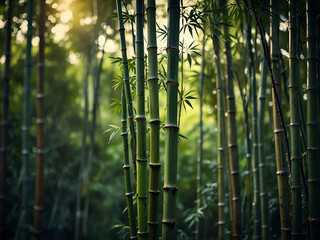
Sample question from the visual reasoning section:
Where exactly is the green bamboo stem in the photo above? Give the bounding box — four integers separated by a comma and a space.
162, 0, 180, 239
245, 12, 261, 240
258, 44, 268, 240
222, 1, 241, 238
136, 1, 148, 239
306, 1, 320, 239
146, 1, 161, 239
121, 83, 138, 240
21, 0, 34, 238
270, 1, 292, 239
82, 39, 106, 238
0, 1, 12, 239
195, 34, 206, 240
33, 0, 46, 239
212, 29, 225, 240
74, 48, 92, 240
116, 0, 137, 181
289, 0, 302, 239
235, 71, 251, 237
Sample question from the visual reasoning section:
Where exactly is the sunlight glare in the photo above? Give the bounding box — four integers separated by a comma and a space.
51, 23, 70, 42
61, 9, 73, 23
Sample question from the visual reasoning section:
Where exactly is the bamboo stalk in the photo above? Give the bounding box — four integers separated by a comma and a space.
74, 48, 92, 240
82, 38, 106, 238
162, 0, 180, 239
146, 0, 161, 239
32, 0, 46, 239
121, 83, 138, 239
289, 0, 302, 239
116, 0, 137, 181
270, 1, 292, 239
222, 1, 241, 238
0, 1, 12, 239
245, 11, 261, 240
306, 1, 320, 239
135, 1, 148, 239
258, 44, 268, 240
212, 27, 225, 240
21, 0, 34, 238
195, 34, 206, 240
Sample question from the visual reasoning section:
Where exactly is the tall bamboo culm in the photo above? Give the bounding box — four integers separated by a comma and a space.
195, 34, 205, 240
33, 0, 46, 239
136, 0, 148, 239
0, 1, 12, 239
289, 0, 302, 239
245, 12, 261, 240
222, 0, 241, 238
270, 1, 291, 239
116, 0, 137, 181
258, 45, 268, 240
21, 0, 34, 238
306, 0, 320, 239
162, 0, 180, 239
213, 28, 225, 240
121, 84, 138, 239
146, 0, 161, 239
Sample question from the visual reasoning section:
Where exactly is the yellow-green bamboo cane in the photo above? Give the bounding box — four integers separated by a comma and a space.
33, 0, 46, 239
270, 1, 291, 239
121, 83, 138, 240
146, 0, 161, 239
136, 0, 148, 239
222, 1, 241, 237
162, 0, 180, 239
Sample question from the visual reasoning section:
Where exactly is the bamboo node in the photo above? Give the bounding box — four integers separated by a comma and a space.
217, 147, 224, 151
307, 178, 320, 184
308, 218, 320, 222
147, 45, 157, 50
164, 124, 179, 130
280, 227, 292, 232
276, 170, 288, 176
118, 27, 125, 32
137, 231, 149, 236
163, 185, 178, 192
226, 95, 234, 99
232, 196, 241, 201
125, 192, 134, 196
37, 149, 45, 155
218, 221, 225, 225
36, 93, 44, 99
228, 144, 238, 148
166, 80, 179, 86
148, 190, 160, 194
149, 119, 161, 123
36, 118, 45, 124
120, 47, 127, 52
149, 163, 161, 168
218, 202, 224, 207
135, 115, 146, 120
273, 129, 284, 133
121, 132, 128, 136
130, 236, 138, 240
123, 165, 130, 169
166, 46, 179, 52
147, 77, 159, 82
146, 5, 156, 11
34, 205, 44, 212
136, 158, 147, 162
290, 157, 301, 161
148, 221, 159, 226
291, 186, 302, 189
231, 171, 239, 175
162, 220, 176, 226
37, 63, 45, 68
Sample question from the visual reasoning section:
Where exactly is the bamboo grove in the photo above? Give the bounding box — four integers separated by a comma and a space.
0, 0, 320, 240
